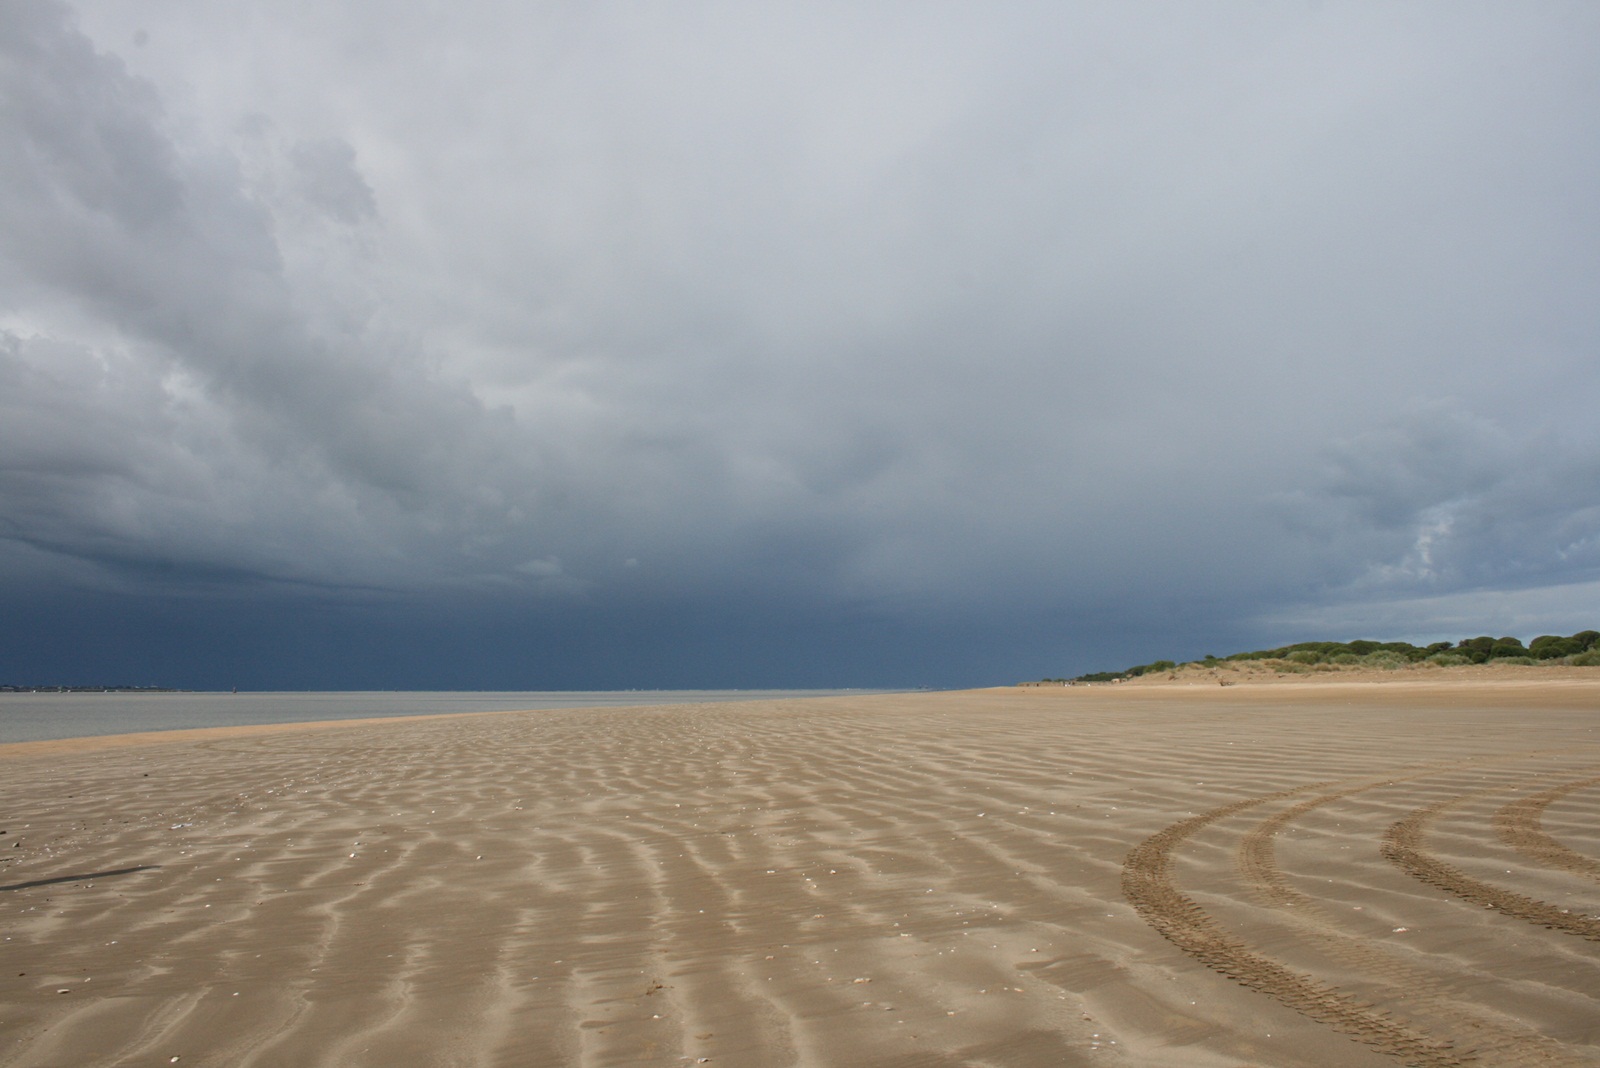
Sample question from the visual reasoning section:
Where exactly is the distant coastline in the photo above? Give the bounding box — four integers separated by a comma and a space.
1034, 629, 1600, 685
0, 688, 902, 745
0, 685, 187, 694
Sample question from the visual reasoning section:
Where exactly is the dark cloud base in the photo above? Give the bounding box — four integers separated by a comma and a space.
3, 589, 1240, 693
5, 3, 1600, 690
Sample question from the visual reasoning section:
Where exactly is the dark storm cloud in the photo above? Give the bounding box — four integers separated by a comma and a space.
287, 137, 377, 225
1, 3, 560, 597
1282, 405, 1600, 603
4, 1, 1600, 685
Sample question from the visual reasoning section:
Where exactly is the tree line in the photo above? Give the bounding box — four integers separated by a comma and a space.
1059, 630, 1600, 683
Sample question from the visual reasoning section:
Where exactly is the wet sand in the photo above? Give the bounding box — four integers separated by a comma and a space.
3, 679, 1598, 1066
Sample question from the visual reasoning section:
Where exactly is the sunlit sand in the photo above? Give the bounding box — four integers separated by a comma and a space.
3, 677, 1598, 1065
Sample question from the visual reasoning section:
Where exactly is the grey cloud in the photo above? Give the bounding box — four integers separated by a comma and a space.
5, 1, 1600, 684
1261, 579, 1600, 652
1280, 404, 1600, 615
0, 5, 573, 597
1317, 407, 1520, 530
288, 137, 377, 224
0, 3, 179, 227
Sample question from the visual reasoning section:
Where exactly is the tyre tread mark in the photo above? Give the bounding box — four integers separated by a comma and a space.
1384, 796, 1600, 942
1493, 777, 1600, 882
1124, 789, 1467, 1068
1240, 786, 1591, 1068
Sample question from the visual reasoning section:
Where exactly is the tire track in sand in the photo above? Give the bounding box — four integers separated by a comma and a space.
1238, 780, 1591, 1068
1122, 787, 1467, 1068
1494, 776, 1600, 882
1383, 791, 1600, 943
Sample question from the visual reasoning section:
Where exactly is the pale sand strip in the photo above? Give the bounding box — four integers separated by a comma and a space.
2, 681, 1598, 1066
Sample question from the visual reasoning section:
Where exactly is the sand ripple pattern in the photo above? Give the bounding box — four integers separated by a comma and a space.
1127, 747, 1600, 1067
1495, 778, 1600, 882
1123, 787, 1464, 1067
1384, 789, 1600, 943
4, 685, 1600, 1066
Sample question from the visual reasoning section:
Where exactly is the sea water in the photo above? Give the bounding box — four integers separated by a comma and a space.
0, 690, 888, 744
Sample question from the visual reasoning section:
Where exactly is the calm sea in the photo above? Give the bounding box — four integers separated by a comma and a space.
0, 690, 889, 744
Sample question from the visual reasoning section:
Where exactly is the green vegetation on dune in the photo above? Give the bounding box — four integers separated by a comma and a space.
1047, 630, 1600, 684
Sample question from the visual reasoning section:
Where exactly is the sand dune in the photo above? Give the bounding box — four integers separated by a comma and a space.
3, 681, 1598, 1066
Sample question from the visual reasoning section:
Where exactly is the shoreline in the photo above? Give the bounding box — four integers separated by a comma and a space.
4, 684, 1597, 1065
0, 688, 900, 748
0, 706, 536, 761
7, 666, 1590, 755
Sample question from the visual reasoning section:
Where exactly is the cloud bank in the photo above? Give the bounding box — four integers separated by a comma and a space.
3, 2, 1599, 686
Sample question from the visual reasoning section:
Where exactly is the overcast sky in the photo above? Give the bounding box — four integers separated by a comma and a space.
3, 1, 1598, 689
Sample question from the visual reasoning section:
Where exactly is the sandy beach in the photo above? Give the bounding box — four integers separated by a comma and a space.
3, 677, 1598, 1066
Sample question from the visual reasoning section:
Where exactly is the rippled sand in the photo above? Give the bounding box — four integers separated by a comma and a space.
3, 682, 1598, 1066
